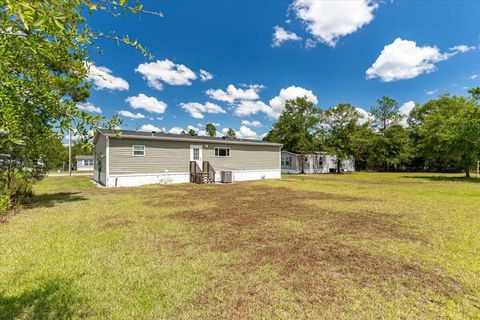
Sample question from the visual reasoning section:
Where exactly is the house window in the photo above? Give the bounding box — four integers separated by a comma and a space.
132, 145, 145, 157
193, 148, 200, 160
83, 159, 94, 166
318, 157, 323, 167
214, 147, 230, 157
281, 156, 291, 167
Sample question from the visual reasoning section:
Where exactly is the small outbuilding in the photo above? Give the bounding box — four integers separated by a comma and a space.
75, 155, 94, 171
281, 150, 354, 174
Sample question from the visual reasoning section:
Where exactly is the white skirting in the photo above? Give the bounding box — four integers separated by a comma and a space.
106, 172, 190, 187
104, 169, 281, 187
228, 169, 281, 182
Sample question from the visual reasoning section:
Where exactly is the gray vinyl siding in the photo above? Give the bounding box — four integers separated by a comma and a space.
77, 161, 94, 171
203, 144, 280, 171
109, 138, 190, 174
94, 135, 107, 185
107, 137, 280, 174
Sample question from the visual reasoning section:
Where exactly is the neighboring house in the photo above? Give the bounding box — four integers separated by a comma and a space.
93, 129, 282, 187
76, 155, 94, 171
281, 150, 355, 174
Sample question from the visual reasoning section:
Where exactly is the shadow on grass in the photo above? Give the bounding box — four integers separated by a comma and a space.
0, 278, 90, 319
32, 192, 87, 208
403, 175, 480, 183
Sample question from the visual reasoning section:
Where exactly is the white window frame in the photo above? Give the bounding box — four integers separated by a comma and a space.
281, 156, 291, 167
214, 147, 231, 157
84, 159, 94, 166
132, 145, 145, 157
193, 148, 200, 160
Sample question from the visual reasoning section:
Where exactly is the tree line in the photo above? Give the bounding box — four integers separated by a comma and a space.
264, 88, 480, 177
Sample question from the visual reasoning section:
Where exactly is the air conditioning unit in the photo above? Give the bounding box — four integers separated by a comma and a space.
221, 171, 232, 183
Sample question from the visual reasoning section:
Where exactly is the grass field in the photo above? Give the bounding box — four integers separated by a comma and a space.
1, 173, 479, 319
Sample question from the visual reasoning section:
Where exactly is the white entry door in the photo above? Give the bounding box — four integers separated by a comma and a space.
190, 145, 203, 167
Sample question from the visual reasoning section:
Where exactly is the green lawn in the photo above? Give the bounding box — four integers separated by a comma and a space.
1, 173, 479, 319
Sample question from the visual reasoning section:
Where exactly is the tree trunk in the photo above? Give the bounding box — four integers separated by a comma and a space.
300, 151, 304, 174
465, 165, 470, 178
337, 157, 341, 174
5, 159, 13, 191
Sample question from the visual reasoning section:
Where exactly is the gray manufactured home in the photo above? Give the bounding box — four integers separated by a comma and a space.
93, 129, 282, 187
281, 150, 354, 174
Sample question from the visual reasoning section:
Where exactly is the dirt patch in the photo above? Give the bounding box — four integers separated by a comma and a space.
98, 216, 135, 229
328, 209, 426, 243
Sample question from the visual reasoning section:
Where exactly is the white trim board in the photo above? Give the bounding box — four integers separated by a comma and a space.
106, 136, 110, 178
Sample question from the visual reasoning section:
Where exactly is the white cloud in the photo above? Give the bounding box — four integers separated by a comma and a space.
221, 128, 230, 135
125, 94, 167, 114
232, 85, 318, 120
426, 90, 438, 95
64, 129, 94, 142
272, 25, 301, 47
135, 59, 197, 90
167, 125, 210, 136
292, 0, 378, 47
304, 38, 317, 48
366, 38, 473, 82
187, 125, 200, 132
268, 86, 318, 119
87, 64, 129, 91
187, 125, 213, 137
206, 84, 262, 103
77, 102, 102, 113
199, 69, 214, 81
241, 120, 262, 127
237, 126, 258, 139
139, 124, 162, 132
399, 101, 415, 116
234, 100, 271, 117
118, 110, 145, 119
166, 126, 258, 140
449, 45, 475, 53
180, 102, 226, 119
355, 107, 372, 125
168, 127, 184, 134
399, 100, 416, 126
471, 74, 478, 80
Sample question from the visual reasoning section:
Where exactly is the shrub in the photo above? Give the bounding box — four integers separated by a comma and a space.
0, 193, 10, 215
0, 175, 35, 215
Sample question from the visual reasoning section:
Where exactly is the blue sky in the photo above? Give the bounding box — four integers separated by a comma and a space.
81, 0, 480, 139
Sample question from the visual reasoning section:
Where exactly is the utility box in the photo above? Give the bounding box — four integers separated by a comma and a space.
221, 171, 232, 183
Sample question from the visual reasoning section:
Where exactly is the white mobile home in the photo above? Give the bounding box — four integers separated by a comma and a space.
75, 155, 94, 171
93, 129, 282, 187
281, 151, 354, 174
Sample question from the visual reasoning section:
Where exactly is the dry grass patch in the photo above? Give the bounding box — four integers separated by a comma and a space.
0, 173, 479, 319
143, 183, 469, 319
